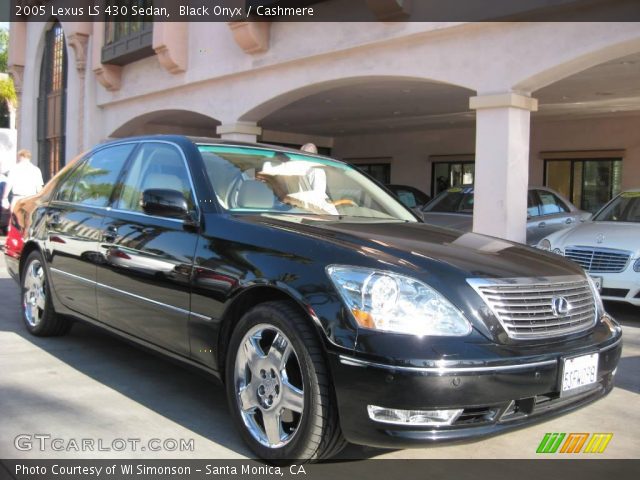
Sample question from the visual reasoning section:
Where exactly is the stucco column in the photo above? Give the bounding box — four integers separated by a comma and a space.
469, 93, 538, 243
216, 122, 262, 142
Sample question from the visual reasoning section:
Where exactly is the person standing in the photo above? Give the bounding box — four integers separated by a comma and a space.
1, 150, 44, 210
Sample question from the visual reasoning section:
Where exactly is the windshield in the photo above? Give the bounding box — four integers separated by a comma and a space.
593, 191, 640, 223
198, 145, 416, 222
423, 187, 474, 214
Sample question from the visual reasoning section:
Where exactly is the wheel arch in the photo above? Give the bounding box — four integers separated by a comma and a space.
216, 284, 328, 383
18, 241, 43, 279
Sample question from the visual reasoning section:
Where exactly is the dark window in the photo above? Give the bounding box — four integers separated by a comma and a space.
352, 163, 391, 184
527, 191, 540, 217
544, 158, 622, 213
431, 161, 475, 197
37, 22, 67, 182
0, 101, 9, 129
113, 143, 195, 213
54, 162, 84, 202
102, 1, 154, 66
70, 144, 135, 207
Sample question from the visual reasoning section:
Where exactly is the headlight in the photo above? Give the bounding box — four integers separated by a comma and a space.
634, 258, 640, 272
538, 239, 551, 251
326, 265, 472, 336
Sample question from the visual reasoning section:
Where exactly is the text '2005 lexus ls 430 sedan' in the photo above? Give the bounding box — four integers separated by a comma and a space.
4, 136, 622, 462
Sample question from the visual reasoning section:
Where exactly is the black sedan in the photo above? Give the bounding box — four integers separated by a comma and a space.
5, 136, 622, 462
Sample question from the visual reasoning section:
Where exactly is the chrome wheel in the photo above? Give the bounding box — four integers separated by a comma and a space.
23, 259, 46, 328
234, 324, 305, 449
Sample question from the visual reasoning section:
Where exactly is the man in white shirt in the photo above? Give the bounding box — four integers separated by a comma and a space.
1, 150, 44, 210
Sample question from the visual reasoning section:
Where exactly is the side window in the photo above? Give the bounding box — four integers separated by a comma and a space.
397, 189, 417, 208
537, 190, 569, 215
527, 191, 540, 217
55, 162, 84, 202
70, 144, 134, 207
113, 143, 195, 214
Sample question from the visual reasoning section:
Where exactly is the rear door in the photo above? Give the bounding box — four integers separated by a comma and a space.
96, 141, 199, 355
46, 143, 135, 319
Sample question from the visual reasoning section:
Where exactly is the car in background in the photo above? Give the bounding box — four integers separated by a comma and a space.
422, 186, 591, 245
538, 189, 640, 306
386, 184, 431, 213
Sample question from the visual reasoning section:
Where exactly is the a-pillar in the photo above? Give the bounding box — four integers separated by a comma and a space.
469, 92, 538, 244
216, 122, 262, 143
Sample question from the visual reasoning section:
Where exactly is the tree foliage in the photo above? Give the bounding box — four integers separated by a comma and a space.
0, 76, 16, 105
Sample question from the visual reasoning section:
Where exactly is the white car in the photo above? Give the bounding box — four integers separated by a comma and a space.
538, 189, 640, 306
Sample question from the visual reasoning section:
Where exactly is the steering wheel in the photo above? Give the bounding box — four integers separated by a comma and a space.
332, 198, 358, 207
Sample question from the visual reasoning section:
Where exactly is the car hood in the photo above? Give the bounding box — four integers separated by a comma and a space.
235, 214, 584, 279
548, 221, 640, 257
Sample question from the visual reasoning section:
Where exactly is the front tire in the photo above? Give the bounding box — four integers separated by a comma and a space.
21, 251, 71, 336
225, 301, 346, 462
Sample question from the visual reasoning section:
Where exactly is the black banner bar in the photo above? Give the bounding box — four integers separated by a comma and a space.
6, 0, 640, 23
1, 460, 639, 480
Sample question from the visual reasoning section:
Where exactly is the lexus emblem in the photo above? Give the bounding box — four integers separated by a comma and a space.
596, 233, 605, 244
551, 296, 571, 317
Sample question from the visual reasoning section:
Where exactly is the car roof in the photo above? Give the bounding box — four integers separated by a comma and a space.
99, 134, 346, 165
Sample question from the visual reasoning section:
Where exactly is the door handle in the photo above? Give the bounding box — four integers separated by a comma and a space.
538, 222, 546, 228
565, 218, 574, 224
102, 225, 118, 243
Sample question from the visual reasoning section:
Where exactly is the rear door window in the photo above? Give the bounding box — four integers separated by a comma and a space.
537, 190, 569, 215
70, 144, 135, 207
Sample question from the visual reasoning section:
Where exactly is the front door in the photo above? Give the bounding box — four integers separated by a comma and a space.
96, 142, 199, 355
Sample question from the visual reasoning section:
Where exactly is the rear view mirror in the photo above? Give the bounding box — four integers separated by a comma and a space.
142, 189, 190, 219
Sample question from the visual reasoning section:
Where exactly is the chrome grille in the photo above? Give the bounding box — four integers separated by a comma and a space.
564, 246, 631, 273
467, 276, 597, 340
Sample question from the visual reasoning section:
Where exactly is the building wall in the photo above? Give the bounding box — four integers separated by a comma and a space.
332, 114, 640, 193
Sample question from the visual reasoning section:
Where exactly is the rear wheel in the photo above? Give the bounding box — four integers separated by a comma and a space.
225, 301, 346, 462
21, 251, 71, 336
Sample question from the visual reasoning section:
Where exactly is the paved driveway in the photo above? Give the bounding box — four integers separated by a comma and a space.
0, 260, 638, 460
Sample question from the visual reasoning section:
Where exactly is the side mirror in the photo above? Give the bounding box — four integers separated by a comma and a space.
142, 189, 190, 219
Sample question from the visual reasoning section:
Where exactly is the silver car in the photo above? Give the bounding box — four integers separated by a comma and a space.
422, 186, 591, 245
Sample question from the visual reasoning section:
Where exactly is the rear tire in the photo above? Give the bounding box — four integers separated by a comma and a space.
225, 301, 346, 462
21, 250, 71, 337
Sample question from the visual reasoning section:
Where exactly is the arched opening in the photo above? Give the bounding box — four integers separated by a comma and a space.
242, 76, 475, 195
528, 50, 640, 213
109, 109, 221, 138
37, 21, 67, 182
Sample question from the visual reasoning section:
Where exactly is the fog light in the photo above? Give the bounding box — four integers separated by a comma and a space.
367, 405, 463, 426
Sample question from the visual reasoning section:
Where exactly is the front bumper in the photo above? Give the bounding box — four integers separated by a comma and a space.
593, 269, 640, 306
329, 327, 622, 449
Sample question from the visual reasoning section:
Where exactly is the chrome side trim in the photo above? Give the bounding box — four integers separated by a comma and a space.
50, 268, 95, 285
190, 311, 211, 321
338, 355, 557, 374
50, 268, 192, 317
96, 282, 191, 316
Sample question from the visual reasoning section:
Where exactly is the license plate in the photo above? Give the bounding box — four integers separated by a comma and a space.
561, 353, 598, 396
590, 275, 602, 292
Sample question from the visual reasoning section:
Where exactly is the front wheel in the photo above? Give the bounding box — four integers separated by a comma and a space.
225, 301, 346, 462
21, 251, 71, 336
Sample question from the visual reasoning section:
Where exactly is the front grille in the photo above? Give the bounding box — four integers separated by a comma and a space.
564, 246, 631, 273
468, 276, 597, 340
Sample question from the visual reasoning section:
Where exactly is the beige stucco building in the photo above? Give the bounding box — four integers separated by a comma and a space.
8, 4, 640, 242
